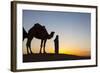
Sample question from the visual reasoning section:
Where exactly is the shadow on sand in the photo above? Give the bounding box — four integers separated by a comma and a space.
23, 53, 90, 62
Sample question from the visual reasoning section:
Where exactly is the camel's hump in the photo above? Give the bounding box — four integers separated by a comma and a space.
34, 23, 44, 28
34, 23, 46, 29
29, 23, 48, 34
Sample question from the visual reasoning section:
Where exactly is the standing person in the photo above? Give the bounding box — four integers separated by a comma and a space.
54, 35, 59, 54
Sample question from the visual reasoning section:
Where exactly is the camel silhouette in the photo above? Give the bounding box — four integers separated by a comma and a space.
26, 23, 55, 54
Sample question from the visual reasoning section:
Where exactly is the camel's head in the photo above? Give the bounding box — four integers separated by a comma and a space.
48, 31, 55, 39
51, 32, 55, 36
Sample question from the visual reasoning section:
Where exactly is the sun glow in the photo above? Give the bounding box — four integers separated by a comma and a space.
23, 39, 90, 57
59, 48, 90, 56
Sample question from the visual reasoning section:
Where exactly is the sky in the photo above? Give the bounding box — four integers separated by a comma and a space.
22, 10, 91, 56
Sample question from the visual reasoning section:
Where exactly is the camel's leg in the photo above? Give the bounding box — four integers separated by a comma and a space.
40, 40, 43, 53
29, 39, 33, 54
26, 40, 29, 54
43, 40, 47, 53
26, 38, 33, 54
26, 45, 29, 54
29, 43, 33, 54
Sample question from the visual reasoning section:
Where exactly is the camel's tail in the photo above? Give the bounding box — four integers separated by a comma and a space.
23, 27, 28, 40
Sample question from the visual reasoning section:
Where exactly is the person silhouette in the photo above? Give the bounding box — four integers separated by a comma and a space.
54, 35, 59, 54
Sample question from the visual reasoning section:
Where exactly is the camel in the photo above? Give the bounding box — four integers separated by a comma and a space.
26, 23, 55, 54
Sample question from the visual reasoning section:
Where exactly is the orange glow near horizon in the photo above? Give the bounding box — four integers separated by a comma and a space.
23, 38, 90, 57
23, 47, 90, 57
59, 48, 90, 56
